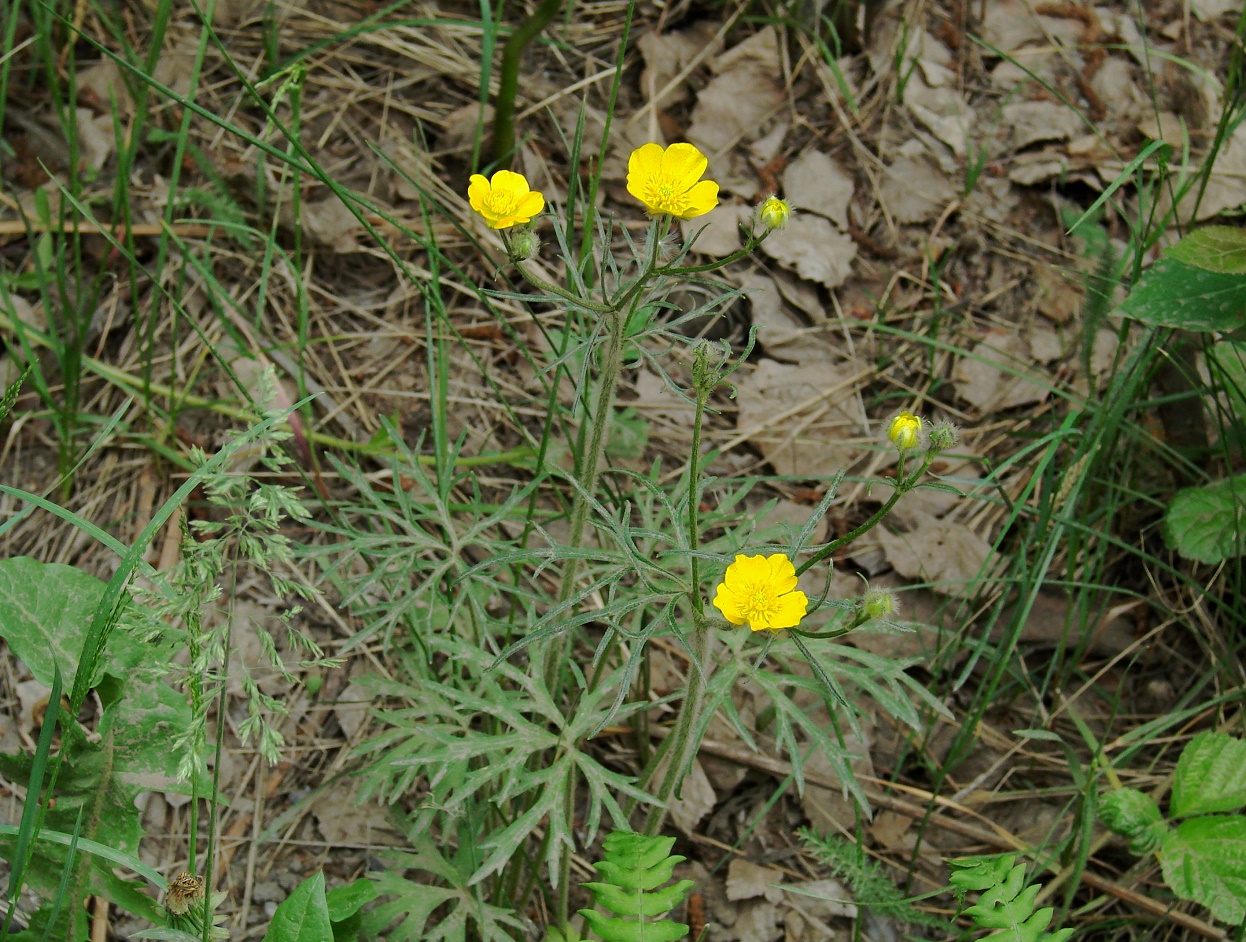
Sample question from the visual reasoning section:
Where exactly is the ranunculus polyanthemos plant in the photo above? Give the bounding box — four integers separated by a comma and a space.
348, 141, 956, 941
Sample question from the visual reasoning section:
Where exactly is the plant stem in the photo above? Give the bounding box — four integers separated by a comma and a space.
493, 0, 564, 168
643, 620, 710, 836
794, 453, 934, 576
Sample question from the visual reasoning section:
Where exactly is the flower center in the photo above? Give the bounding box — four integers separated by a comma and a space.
486, 192, 521, 217
742, 584, 779, 620
645, 176, 683, 212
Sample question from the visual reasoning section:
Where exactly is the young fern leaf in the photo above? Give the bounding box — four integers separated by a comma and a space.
798, 828, 944, 929
579, 832, 694, 942
950, 855, 1075, 942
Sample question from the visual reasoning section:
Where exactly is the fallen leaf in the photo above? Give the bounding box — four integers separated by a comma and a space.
760, 215, 857, 288
732, 900, 782, 942
735, 357, 868, 477
904, 77, 973, 155
688, 27, 784, 156
870, 812, 914, 852
952, 330, 1052, 411
727, 859, 786, 903
313, 781, 403, 847
298, 196, 364, 252
1003, 101, 1083, 150
686, 202, 750, 257
1191, 0, 1240, 20
637, 23, 721, 110
783, 879, 857, 919
738, 271, 806, 352
669, 758, 717, 835
783, 150, 854, 227
1162, 122, 1246, 222
879, 155, 955, 223
878, 511, 998, 597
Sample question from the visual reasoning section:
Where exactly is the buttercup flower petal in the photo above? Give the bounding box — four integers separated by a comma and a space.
711, 552, 807, 632
888, 411, 923, 450
769, 591, 810, 631
661, 142, 709, 188
682, 179, 721, 219
468, 174, 491, 211
516, 190, 546, 218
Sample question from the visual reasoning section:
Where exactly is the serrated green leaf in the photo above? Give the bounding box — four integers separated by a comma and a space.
1099, 788, 1165, 845
1160, 815, 1246, 924
1208, 341, 1246, 421
583, 881, 694, 918
1167, 226, 1246, 274
1163, 475, 1246, 564
1116, 258, 1246, 331
263, 872, 333, 942
1172, 732, 1246, 817
579, 911, 688, 942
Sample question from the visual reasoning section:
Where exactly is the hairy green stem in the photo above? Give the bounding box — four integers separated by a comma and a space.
493, 0, 564, 168
794, 452, 934, 576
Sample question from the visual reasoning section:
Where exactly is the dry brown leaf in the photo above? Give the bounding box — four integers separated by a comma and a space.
783, 150, 854, 227
877, 511, 997, 597
904, 77, 973, 155
757, 498, 829, 544
782, 879, 856, 920
1003, 101, 1083, 150
312, 781, 403, 847
637, 23, 721, 110
879, 155, 955, 224
760, 215, 857, 288
726, 858, 786, 903
1035, 268, 1083, 324
686, 202, 750, 257
869, 811, 914, 852
688, 27, 784, 156
1191, 0, 1240, 20
668, 758, 717, 835
952, 330, 1052, 411
735, 357, 867, 477
737, 271, 805, 352
293, 196, 364, 252
1162, 121, 1246, 222
800, 731, 873, 833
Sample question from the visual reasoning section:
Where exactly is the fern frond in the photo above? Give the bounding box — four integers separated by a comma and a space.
950, 855, 1075, 942
798, 828, 944, 929
578, 831, 693, 942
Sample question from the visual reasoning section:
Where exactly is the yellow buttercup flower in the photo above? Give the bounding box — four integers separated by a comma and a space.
627, 142, 720, 220
467, 170, 545, 229
712, 553, 808, 631
888, 411, 922, 451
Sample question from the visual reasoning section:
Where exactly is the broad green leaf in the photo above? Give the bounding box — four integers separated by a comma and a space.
264, 872, 333, 942
0, 557, 154, 691
326, 879, 378, 922
1098, 788, 1167, 854
1160, 815, 1246, 924
1167, 226, 1246, 274
1208, 341, 1246, 421
1172, 732, 1246, 817
1163, 475, 1246, 564
1116, 258, 1246, 331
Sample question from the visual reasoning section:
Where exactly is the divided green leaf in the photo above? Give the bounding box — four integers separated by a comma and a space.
1163, 475, 1246, 564
1160, 816, 1246, 924
1172, 732, 1246, 818
1116, 258, 1246, 331
578, 831, 692, 942
1167, 226, 1246, 274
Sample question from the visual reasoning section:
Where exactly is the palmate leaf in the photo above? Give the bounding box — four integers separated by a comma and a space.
360, 637, 659, 890
365, 840, 529, 942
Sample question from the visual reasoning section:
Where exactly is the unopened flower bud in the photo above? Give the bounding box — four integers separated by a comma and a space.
508, 228, 541, 261
859, 588, 898, 621
928, 421, 959, 452
888, 411, 922, 451
758, 196, 791, 230
164, 872, 206, 916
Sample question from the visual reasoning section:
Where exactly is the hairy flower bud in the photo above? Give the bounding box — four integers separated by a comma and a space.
859, 588, 899, 621
508, 228, 541, 261
928, 421, 959, 452
758, 196, 791, 230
